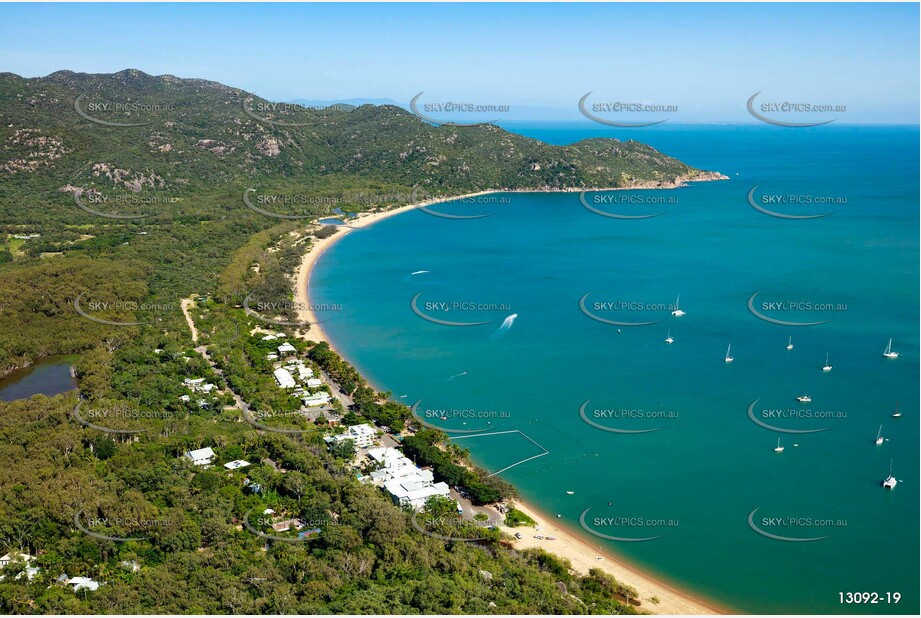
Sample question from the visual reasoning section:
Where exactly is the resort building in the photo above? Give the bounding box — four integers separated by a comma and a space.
326, 423, 377, 449
384, 476, 451, 511
273, 367, 297, 389
364, 447, 450, 510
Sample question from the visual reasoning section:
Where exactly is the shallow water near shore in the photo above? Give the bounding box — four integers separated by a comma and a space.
311, 125, 919, 614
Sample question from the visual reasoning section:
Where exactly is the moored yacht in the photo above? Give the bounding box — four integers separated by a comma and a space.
883, 338, 899, 359
671, 294, 685, 317
882, 461, 897, 489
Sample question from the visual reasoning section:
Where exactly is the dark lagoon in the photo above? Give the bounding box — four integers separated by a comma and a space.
0, 355, 78, 402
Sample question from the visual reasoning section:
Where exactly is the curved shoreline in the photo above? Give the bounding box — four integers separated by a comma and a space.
293, 187, 727, 616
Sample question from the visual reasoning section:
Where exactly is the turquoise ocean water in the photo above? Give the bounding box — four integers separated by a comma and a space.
311, 125, 919, 614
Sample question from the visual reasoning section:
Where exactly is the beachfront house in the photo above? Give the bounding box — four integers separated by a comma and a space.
277, 342, 297, 355
273, 367, 297, 389
184, 447, 215, 467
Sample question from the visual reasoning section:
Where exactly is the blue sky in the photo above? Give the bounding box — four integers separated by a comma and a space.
1, 2, 918, 123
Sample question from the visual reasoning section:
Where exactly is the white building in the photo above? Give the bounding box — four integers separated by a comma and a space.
364, 447, 450, 510
383, 476, 451, 511
223, 460, 251, 470
273, 367, 297, 389
296, 365, 314, 380
302, 392, 331, 407
305, 378, 323, 388
68, 576, 101, 592
183, 378, 215, 394
184, 447, 215, 466
0, 552, 33, 568
328, 424, 376, 449
277, 342, 297, 355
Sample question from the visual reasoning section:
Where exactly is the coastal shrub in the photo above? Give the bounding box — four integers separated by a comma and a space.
505, 507, 536, 527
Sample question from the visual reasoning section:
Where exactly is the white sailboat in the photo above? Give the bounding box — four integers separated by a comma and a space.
724, 343, 734, 363
882, 460, 897, 489
874, 424, 884, 446
671, 294, 685, 317
786, 336, 793, 350
664, 329, 674, 344
892, 402, 902, 418
822, 353, 832, 372
773, 437, 784, 453
883, 338, 899, 359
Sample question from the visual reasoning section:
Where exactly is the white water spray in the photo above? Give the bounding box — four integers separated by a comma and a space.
491, 313, 518, 339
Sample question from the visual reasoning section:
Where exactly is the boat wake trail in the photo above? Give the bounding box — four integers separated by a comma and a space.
447, 371, 468, 381
490, 313, 518, 340
401, 269, 431, 284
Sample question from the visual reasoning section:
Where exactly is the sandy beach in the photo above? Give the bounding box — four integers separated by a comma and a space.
501, 498, 727, 615
292, 188, 727, 615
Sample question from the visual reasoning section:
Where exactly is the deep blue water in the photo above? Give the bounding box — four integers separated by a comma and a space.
312, 125, 919, 614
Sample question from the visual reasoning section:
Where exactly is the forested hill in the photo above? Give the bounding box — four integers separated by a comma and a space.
0, 68, 721, 226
